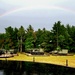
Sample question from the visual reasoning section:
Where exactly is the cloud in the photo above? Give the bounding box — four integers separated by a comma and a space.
0, 0, 75, 33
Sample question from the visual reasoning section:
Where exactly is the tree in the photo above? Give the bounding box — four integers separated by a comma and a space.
36, 28, 51, 52
25, 25, 36, 50
52, 21, 62, 50
17, 26, 25, 52
58, 35, 65, 49
66, 25, 75, 52
52, 21, 69, 50
5, 26, 14, 50
0, 21, 75, 53
0, 33, 5, 49
13, 27, 19, 49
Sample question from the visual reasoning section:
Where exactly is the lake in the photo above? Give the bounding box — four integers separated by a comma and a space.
0, 60, 75, 75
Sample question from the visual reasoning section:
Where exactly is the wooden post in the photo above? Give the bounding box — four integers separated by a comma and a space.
66, 59, 68, 67
33, 57, 35, 62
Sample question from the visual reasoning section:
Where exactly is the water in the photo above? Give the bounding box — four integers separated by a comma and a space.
0, 60, 75, 75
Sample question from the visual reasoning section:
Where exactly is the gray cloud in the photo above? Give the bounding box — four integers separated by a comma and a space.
0, 0, 75, 33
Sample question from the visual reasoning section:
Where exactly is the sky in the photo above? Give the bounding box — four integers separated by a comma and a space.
0, 0, 75, 33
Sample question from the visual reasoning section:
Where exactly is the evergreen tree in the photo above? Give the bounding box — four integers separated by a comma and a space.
17, 26, 25, 52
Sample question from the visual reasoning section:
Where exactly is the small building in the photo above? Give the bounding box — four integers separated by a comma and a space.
58, 49, 68, 55
31, 48, 44, 55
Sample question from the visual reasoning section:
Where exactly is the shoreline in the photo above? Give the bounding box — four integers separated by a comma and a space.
0, 53, 75, 68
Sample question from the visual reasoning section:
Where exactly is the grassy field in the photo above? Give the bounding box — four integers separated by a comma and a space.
0, 53, 75, 68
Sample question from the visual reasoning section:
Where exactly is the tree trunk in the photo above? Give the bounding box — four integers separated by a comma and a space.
20, 36, 22, 52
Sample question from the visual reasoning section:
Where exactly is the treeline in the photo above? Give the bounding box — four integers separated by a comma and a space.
0, 21, 75, 52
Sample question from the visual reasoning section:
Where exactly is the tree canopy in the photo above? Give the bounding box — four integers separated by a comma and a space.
0, 21, 75, 53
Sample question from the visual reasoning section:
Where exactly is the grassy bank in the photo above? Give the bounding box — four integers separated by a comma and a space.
0, 53, 75, 68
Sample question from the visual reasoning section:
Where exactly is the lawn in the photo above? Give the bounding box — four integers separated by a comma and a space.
0, 53, 75, 68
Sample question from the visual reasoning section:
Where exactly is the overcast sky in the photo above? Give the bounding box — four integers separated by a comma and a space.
0, 0, 75, 33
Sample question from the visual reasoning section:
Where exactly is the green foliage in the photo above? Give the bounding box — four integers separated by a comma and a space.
17, 26, 25, 52
25, 25, 35, 49
0, 34, 5, 48
5, 44, 10, 50
0, 21, 75, 53
25, 37, 34, 49
56, 46, 61, 51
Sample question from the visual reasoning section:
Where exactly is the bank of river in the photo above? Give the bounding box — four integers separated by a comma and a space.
0, 53, 75, 68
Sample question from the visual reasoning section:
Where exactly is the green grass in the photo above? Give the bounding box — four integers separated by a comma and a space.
0, 53, 75, 68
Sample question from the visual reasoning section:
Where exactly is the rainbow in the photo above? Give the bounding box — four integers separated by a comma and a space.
0, 5, 75, 18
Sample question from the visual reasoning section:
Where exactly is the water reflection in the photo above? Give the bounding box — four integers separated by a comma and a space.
0, 60, 75, 75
